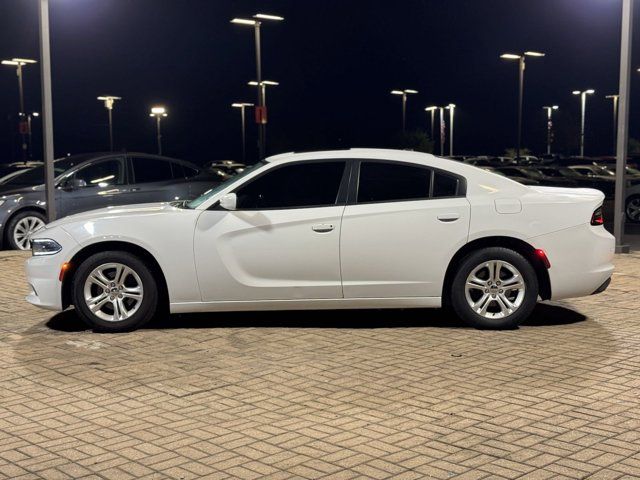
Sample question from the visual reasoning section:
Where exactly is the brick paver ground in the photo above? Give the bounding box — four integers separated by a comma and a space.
0, 250, 639, 479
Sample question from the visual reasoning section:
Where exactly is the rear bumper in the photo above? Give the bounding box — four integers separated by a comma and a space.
530, 223, 615, 301
592, 277, 611, 295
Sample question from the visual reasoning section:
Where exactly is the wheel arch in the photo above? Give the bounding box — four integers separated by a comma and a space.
442, 236, 552, 306
61, 240, 170, 313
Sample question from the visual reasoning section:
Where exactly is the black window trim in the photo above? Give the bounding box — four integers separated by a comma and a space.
220, 159, 353, 211
347, 158, 467, 205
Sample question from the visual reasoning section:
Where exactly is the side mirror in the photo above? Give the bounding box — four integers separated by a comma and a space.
219, 193, 237, 211
60, 178, 86, 191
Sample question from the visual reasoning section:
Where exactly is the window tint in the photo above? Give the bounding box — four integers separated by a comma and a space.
357, 162, 430, 203
182, 165, 199, 178
74, 159, 124, 187
432, 171, 459, 197
235, 162, 346, 209
131, 157, 173, 183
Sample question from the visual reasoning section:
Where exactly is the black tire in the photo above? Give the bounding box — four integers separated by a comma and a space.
450, 247, 538, 329
625, 195, 640, 223
72, 251, 158, 332
6, 210, 46, 250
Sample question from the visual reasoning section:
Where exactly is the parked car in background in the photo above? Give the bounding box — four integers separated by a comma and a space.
480, 166, 539, 185
25, 148, 614, 332
0, 152, 220, 250
0, 161, 43, 180
204, 160, 246, 181
496, 166, 578, 188
568, 165, 616, 196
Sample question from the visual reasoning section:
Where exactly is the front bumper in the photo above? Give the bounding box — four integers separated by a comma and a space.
24, 227, 78, 311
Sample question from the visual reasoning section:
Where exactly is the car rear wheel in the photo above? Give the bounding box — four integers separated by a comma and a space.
72, 251, 158, 332
625, 195, 640, 223
450, 247, 538, 329
6, 210, 46, 250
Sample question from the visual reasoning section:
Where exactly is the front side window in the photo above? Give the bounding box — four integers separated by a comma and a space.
357, 162, 431, 203
74, 159, 124, 187
235, 162, 346, 209
131, 157, 174, 183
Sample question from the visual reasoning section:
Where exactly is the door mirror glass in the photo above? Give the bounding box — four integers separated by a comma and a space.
60, 177, 87, 190
220, 193, 237, 211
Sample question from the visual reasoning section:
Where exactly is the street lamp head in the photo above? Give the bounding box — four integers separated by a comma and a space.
500, 53, 521, 60
524, 51, 545, 57
404, 89, 418, 94
232, 102, 254, 108
606, 94, 619, 99
2, 58, 37, 66
586, 89, 595, 95
446, 103, 456, 109
231, 18, 257, 25
425, 106, 438, 111
572, 90, 581, 95
553, 105, 559, 109
254, 13, 284, 21
32, 112, 39, 117
249, 80, 279, 86
390, 90, 404, 95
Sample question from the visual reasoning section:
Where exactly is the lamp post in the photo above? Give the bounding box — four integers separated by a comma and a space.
439, 106, 446, 156
572, 89, 595, 157
149, 106, 168, 155
27, 112, 39, 159
231, 13, 284, 159
614, 0, 634, 254
542, 105, 559, 155
445, 104, 456, 156
391, 89, 418, 133
425, 106, 437, 141
606, 94, 619, 156
97, 96, 121, 152
500, 51, 545, 161
248, 80, 278, 153
2, 58, 37, 162
232, 102, 254, 163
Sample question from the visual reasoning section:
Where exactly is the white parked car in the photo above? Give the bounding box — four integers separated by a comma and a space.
25, 149, 614, 332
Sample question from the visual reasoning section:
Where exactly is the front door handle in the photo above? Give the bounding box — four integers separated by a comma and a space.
312, 224, 335, 233
437, 213, 460, 222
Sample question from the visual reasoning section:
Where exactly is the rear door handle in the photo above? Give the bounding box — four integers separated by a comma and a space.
437, 213, 460, 222
312, 224, 335, 233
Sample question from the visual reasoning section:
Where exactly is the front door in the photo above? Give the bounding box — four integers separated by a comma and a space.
194, 160, 349, 302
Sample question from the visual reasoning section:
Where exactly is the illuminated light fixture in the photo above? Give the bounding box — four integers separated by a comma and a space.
425, 106, 438, 111
254, 13, 284, 21
524, 51, 545, 57
500, 53, 521, 60
231, 18, 256, 25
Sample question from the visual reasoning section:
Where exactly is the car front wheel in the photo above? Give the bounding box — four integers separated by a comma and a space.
7, 210, 46, 250
72, 251, 158, 332
450, 247, 539, 329
626, 195, 640, 223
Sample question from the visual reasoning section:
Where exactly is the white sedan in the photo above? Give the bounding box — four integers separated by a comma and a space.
25, 149, 615, 332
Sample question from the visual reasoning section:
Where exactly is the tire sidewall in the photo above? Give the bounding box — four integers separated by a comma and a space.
72, 251, 158, 332
451, 247, 539, 329
626, 195, 640, 223
6, 210, 46, 250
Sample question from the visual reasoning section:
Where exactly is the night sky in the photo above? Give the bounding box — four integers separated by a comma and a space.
1, 0, 639, 165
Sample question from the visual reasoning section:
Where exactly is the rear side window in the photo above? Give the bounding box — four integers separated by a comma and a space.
235, 162, 346, 209
357, 162, 431, 203
432, 171, 460, 197
131, 157, 173, 183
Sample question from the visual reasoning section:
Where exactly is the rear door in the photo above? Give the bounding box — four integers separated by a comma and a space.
340, 160, 470, 298
126, 155, 186, 204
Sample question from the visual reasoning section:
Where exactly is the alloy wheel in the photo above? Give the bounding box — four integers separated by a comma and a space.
13, 216, 45, 250
464, 260, 526, 319
83, 263, 144, 322
626, 198, 640, 222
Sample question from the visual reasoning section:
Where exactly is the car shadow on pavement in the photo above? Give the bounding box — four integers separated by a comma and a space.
45, 302, 585, 332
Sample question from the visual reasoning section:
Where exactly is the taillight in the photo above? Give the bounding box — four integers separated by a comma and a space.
591, 206, 604, 226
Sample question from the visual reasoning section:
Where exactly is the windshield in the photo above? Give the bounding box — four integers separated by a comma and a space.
1, 157, 85, 187
187, 161, 266, 209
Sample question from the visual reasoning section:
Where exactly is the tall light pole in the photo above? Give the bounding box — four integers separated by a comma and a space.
27, 112, 39, 159
425, 106, 437, 141
445, 104, 456, 156
439, 106, 446, 156
149, 106, 168, 155
614, 0, 634, 254
232, 102, 254, 163
37, 0, 56, 222
391, 89, 418, 133
248, 80, 278, 153
231, 13, 284, 159
572, 89, 595, 157
606, 94, 619, 156
97, 95, 121, 152
542, 105, 559, 155
500, 51, 545, 161
2, 58, 37, 162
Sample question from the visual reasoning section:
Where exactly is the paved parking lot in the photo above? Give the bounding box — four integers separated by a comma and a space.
1, 250, 639, 479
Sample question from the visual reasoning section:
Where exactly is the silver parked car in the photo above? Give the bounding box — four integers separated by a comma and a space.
0, 152, 220, 250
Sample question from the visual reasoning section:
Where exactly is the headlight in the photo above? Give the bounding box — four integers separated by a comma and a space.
31, 238, 62, 256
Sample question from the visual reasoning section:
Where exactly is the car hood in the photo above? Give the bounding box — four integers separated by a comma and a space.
45, 202, 187, 229
0, 184, 42, 197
